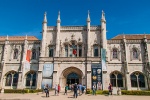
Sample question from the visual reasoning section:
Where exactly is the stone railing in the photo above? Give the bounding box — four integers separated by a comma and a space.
39, 57, 101, 62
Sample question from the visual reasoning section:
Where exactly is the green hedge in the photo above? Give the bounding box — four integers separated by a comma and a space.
121, 90, 150, 96
86, 89, 150, 95
4, 89, 43, 93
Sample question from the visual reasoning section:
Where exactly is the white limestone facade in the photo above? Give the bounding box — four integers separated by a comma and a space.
0, 11, 150, 92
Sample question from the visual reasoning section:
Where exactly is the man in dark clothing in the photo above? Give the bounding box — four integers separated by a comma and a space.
45, 84, 49, 97
74, 83, 78, 98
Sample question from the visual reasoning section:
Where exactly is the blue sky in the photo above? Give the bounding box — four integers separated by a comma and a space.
0, 0, 150, 40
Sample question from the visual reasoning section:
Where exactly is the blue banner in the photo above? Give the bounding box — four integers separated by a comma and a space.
42, 63, 53, 77
91, 64, 102, 90
101, 48, 107, 70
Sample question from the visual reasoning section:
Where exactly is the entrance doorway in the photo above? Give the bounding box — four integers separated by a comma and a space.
67, 73, 79, 89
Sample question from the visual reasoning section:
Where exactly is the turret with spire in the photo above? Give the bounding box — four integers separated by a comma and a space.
101, 10, 107, 49
41, 12, 47, 57
87, 10, 91, 57
56, 11, 61, 57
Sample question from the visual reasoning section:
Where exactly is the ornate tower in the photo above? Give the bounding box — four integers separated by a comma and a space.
87, 10, 91, 57
56, 11, 61, 57
101, 10, 107, 49
41, 12, 47, 57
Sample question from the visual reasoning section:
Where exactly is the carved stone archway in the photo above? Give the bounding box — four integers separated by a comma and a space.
59, 67, 83, 88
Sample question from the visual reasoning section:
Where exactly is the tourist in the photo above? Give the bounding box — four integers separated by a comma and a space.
54, 84, 58, 95
74, 83, 78, 98
81, 84, 85, 94
64, 84, 68, 95
58, 84, 61, 95
45, 84, 49, 97
78, 83, 82, 95
92, 84, 96, 95
108, 83, 113, 95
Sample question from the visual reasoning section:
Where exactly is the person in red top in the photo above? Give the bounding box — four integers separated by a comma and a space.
58, 84, 61, 95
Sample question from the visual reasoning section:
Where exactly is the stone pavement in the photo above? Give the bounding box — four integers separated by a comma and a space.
0, 90, 150, 100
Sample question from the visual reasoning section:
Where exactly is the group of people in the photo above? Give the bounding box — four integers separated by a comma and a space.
70, 83, 86, 98
43, 83, 113, 97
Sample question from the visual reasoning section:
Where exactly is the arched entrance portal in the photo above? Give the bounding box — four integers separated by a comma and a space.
67, 73, 79, 85
60, 67, 84, 88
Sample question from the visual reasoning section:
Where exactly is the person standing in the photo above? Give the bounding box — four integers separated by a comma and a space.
78, 84, 82, 95
74, 83, 78, 98
58, 84, 61, 95
108, 83, 113, 95
54, 84, 58, 96
45, 84, 49, 97
92, 84, 96, 95
64, 84, 68, 95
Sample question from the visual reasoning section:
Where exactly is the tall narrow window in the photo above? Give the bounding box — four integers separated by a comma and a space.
13, 49, 18, 59
79, 45, 82, 57
117, 74, 123, 87
65, 45, 68, 57
113, 49, 118, 59
110, 74, 116, 87
94, 45, 98, 57
49, 47, 53, 57
131, 74, 137, 87
32, 49, 36, 59
133, 48, 138, 59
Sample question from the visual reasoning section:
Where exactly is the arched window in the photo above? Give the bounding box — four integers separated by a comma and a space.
130, 72, 145, 88
93, 45, 98, 57
112, 48, 118, 59
117, 74, 123, 87
5, 73, 12, 86
110, 72, 123, 87
26, 72, 36, 87
5, 72, 18, 86
13, 49, 18, 59
133, 48, 138, 59
110, 74, 116, 87
70, 42, 77, 57
31, 49, 36, 59
79, 45, 82, 57
131, 74, 137, 87
65, 45, 68, 57
49, 47, 54, 57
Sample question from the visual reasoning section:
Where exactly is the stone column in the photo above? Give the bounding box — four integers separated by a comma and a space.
11, 73, 14, 89
17, 72, 22, 89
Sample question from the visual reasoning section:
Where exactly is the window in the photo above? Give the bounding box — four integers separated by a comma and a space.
79, 45, 82, 57
26, 72, 36, 87
110, 74, 116, 87
49, 47, 54, 57
31, 49, 36, 59
130, 73, 145, 88
65, 45, 68, 57
133, 48, 138, 59
110, 73, 123, 87
69, 43, 77, 57
5, 72, 18, 86
13, 49, 18, 59
94, 45, 98, 57
131, 74, 137, 87
5, 73, 12, 86
112, 49, 118, 59
117, 74, 123, 87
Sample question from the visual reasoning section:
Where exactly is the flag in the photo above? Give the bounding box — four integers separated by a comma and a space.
26, 50, 31, 62
73, 49, 77, 55
24, 50, 31, 71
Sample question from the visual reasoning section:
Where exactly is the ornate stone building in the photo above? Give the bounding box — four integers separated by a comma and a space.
0, 11, 150, 92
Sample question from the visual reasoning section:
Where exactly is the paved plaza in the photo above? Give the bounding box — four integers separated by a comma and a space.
0, 90, 150, 100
